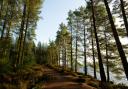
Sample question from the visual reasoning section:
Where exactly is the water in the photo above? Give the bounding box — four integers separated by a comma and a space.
77, 66, 128, 86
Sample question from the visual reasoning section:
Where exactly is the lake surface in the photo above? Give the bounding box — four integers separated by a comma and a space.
77, 66, 128, 86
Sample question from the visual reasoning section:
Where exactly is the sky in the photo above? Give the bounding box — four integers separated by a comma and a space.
36, 0, 85, 44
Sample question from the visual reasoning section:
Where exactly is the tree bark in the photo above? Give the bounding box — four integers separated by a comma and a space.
83, 23, 87, 75
91, 20, 97, 79
103, 0, 128, 80
20, 11, 29, 64
75, 20, 78, 72
1, 8, 8, 39
17, 3, 26, 65
104, 30, 110, 82
120, 0, 128, 37
91, 0, 106, 82
70, 24, 73, 71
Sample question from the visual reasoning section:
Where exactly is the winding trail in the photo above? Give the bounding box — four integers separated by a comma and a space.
42, 66, 96, 89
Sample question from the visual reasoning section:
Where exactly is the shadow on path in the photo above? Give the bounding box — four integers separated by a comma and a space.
42, 66, 96, 89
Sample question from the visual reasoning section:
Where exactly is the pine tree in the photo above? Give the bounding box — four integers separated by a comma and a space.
103, 0, 128, 80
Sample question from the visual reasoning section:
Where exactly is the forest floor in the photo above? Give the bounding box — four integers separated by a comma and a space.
1, 65, 127, 89
42, 65, 96, 89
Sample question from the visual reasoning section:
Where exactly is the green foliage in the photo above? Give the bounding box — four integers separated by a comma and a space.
0, 58, 12, 75
0, 83, 17, 89
87, 81, 99, 88
23, 54, 36, 66
112, 83, 128, 89
0, 0, 128, 88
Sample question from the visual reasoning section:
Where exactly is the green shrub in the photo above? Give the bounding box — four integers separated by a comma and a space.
23, 54, 36, 66
0, 58, 13, 75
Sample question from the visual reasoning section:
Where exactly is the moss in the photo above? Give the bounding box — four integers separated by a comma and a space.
76, 76, 86, 83
70, 72, 78, 76
87, 81, 99, 88
0, 83, 18, 89
112, 83, 128, 89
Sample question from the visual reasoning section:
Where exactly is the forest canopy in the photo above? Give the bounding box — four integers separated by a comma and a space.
0, 0, 128, 89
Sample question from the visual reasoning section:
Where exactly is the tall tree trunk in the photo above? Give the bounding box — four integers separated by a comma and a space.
56, 48, 59, 66
91, 0, 106, 82
62, 47, 65, 68
120, 0, 128, 37
6, 5, 14, 38
75, 21, 78, 72
17, 3, 26, 65
1, 8, 8, 39
70, 24, 73, 71
91, 21, 97, 79
6, 22, 11, 38
65, 46, 67, 69
104, 30, 110, 82
63, 39, 66, 68
58, 48, 61, 66
20, 12, 29, 64
0, 0, 3, 13
0, 0, 3, 21
60, 46, 63, 66
103, 0, 128, 80
83, 23, 87, 75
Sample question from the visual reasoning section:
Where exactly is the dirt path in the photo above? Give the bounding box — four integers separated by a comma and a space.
42, 66, 96, 89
